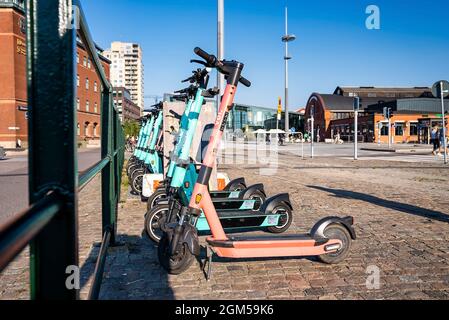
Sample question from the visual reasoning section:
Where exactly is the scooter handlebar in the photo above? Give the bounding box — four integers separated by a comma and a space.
239, 76, 251, 88
194, 47, 217, 66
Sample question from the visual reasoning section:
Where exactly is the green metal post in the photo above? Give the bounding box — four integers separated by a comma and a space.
101, 91, 116, 244
27, 0, 79, 299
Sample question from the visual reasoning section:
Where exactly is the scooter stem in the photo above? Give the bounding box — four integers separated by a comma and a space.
187, 84, 237, 240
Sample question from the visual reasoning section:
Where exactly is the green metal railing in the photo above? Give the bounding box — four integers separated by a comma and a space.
0, 0, 125, 300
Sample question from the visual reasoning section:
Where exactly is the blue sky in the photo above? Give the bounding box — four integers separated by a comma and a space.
82, 0, 449, 109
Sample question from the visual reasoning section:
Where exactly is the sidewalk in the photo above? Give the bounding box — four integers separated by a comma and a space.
2, 155, 449, 300
98, 155, 449, 300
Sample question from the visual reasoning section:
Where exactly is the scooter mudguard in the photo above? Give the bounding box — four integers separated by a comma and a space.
155, 199, 169, 206
310, 216, 356, 240
223, 177, 246, 191
165, 223, 200, 256
239, 184, 266, 200
260, 193, 293, 214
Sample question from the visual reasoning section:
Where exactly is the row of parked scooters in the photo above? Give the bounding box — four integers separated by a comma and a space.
125, 48, 356, 277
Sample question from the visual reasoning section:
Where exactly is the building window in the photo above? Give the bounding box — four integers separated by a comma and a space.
77, 75, 80, 87
395, 123, 404, 136
86, 100, 90, 112
93, 123, 98, 137
94, 81, 98, 92
94, 102, 98, 113
77, 123, 80, 136
83, 56, 87, 67
87, 58, 91, 69
76, 53, 79, 64
381, 124, 389, 136
84, 123, 89, 136
86, 78, 89, 90
410, 123, 418, 136
76, 98, 80, 110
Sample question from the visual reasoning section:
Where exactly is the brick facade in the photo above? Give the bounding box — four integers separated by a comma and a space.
0, 6, 111, 148
0, 8, 27, 148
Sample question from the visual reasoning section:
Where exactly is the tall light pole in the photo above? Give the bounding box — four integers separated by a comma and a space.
217, 0, 225, 111
282, 6, 296, 134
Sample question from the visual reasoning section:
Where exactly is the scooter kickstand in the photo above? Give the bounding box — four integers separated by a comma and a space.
203, 246, 214, 281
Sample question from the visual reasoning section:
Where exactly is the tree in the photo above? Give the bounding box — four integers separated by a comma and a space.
122, 120, 140, 138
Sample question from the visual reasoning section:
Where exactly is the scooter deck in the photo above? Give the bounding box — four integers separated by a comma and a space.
210, 191, 235, 198
213, 199, 260, 211
206, 235, 342, 259
196, 209, 281, 231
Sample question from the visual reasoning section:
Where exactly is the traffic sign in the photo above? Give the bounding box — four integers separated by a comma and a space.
432, 80, 449, 98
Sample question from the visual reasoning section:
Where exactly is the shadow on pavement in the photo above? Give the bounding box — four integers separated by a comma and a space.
79, 234, 174, 300
307, 185, 449, 223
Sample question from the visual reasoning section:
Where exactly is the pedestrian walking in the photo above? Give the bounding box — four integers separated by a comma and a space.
431, 126, 440, 155
265, 132, 271, 145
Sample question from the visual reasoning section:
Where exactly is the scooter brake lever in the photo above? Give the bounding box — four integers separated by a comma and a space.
190, 59, 207, 67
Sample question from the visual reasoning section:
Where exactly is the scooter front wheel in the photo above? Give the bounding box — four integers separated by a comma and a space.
146, 188, 168, 211
158, 233, 194, 275
131, 169, 144, 195
248, 190, 266, 211
145, 204, 169, 243
318, 223, 352, 264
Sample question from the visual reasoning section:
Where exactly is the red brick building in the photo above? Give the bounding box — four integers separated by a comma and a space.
0, 1, 27, 148
0, 1, 111, 148
113, 87, 141, 122
76, 43, 111, 144
305, 87, 448, 144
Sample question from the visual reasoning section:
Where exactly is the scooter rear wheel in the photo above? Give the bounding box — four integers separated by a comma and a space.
267, 204, 293, 234
145, 204, 169, 243
158, 233, 194, 275
318, 224, 352, 264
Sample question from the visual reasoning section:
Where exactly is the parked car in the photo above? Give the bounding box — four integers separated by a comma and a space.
0, 146, 6, 160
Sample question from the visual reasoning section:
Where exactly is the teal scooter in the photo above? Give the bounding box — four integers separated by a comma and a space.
146, 82, 260, 210
126, 114, 153, 177
127, 106, 161, 181
145, 65, 292, 243
130, 105, 165, 194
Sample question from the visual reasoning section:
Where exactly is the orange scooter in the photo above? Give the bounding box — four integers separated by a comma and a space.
158, 48, 356, 277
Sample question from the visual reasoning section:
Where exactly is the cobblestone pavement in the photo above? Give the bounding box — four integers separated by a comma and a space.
1, 152, 449, 300
0, 176, 104, 300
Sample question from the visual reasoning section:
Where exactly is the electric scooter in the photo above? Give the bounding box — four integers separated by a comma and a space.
126, 114, 153, 177
158, 48, 356, 276
147, 69, 266, 211
127, 108, 159, 181
146, 63, 293, 243
130, 106, 165, 194
146, 70, 266, 211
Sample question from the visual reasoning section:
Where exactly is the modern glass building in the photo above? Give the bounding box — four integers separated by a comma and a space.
226, 103, 302, 132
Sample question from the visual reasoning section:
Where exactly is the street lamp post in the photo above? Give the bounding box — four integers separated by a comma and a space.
217, 0, 225, 111
439, 81, 448, 164
282, 6, 296, 135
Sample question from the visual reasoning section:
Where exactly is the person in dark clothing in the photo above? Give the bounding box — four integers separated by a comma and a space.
431, 126, 440, 155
